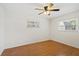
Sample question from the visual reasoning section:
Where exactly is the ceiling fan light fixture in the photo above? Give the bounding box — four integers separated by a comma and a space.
44, 11, 50, 15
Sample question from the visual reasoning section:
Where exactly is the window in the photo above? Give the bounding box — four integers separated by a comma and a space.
57, 18, 79, 31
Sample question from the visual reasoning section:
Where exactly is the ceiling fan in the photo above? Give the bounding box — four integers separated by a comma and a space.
35, 3, 60, 16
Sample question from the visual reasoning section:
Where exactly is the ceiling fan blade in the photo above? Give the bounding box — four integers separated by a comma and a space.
38, 11, 44, 15
35, 8, 43, 10
50, 9, 60, 11
48, 3, 54, 7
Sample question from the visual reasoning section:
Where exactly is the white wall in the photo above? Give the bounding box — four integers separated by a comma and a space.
51, 10, 79, 48
0, 5, 5, 55
2, 3, 79, 50
4, 4, 50, 48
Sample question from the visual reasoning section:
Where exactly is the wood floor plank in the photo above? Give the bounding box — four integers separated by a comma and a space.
1, 40, 79, 56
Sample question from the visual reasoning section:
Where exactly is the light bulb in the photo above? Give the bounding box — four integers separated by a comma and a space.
44, 11, 50, 15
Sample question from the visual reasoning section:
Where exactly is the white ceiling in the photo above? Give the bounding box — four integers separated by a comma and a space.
1, 3, 79, 18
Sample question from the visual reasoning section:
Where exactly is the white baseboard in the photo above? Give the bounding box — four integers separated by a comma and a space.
51, 39, 79, 49
6, 38, 50, 49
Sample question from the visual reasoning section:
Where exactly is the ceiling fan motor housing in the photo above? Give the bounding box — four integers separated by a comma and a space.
44, 6, 48, 11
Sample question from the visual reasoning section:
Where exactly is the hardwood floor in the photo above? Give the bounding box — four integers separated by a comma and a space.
1, 40, 79, 56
